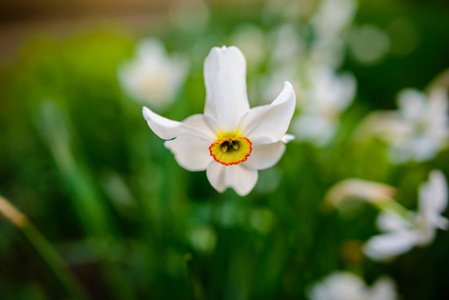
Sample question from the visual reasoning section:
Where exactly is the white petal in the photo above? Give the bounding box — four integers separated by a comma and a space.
377, 212, 409, 232
408, 135, 439, 162
397, 88, 427, 122
369, 277, 398, 300
240, 81, 296, 144
281, 134, 295, 143
419, 170, 448, 229
241, 141, 286, 171
206, 162, 258, 196
435, 216, 449, 230
308, 272, 366, 300
203, 46, 250, 131
164, 136, 212, 171
142, 106, 217, 141
363, 232, 416, 261
137, 38, 166, 64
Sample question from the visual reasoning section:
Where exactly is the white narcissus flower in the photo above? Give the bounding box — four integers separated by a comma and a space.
118, 38, 189, 110
392, 88, 449, 162
142, 46, 296, 196
363, 170, 448, 261
308, 272, 398, 300
358, 88, 449, 164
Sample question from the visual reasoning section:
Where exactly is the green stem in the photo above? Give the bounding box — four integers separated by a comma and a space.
0, 195, 91, 300
372, 197, 413, 223
36, 101, 137, 300
185, 253, 205, 300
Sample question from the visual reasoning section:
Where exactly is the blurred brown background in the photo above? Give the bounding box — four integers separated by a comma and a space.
0, 0, 177, 63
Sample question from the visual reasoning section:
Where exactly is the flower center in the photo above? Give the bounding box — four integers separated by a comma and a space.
209, 136, 252, 166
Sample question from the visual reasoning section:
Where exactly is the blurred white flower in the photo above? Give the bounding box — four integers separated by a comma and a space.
325, 179, 396, 208
118, 38, 189, 110
308, 272, 398, 300
143, 46, 295, 196
364, 170, 448, 261
310, 0, 357, 67
312, 0, 357, 41
262, 24, 305, 100
255, 25, 303, 105
293, 65, 356, 147
359, 88, 449, 163
230, 24, 267, 69
394, 88, 449, 162
270, 24, 304, 66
